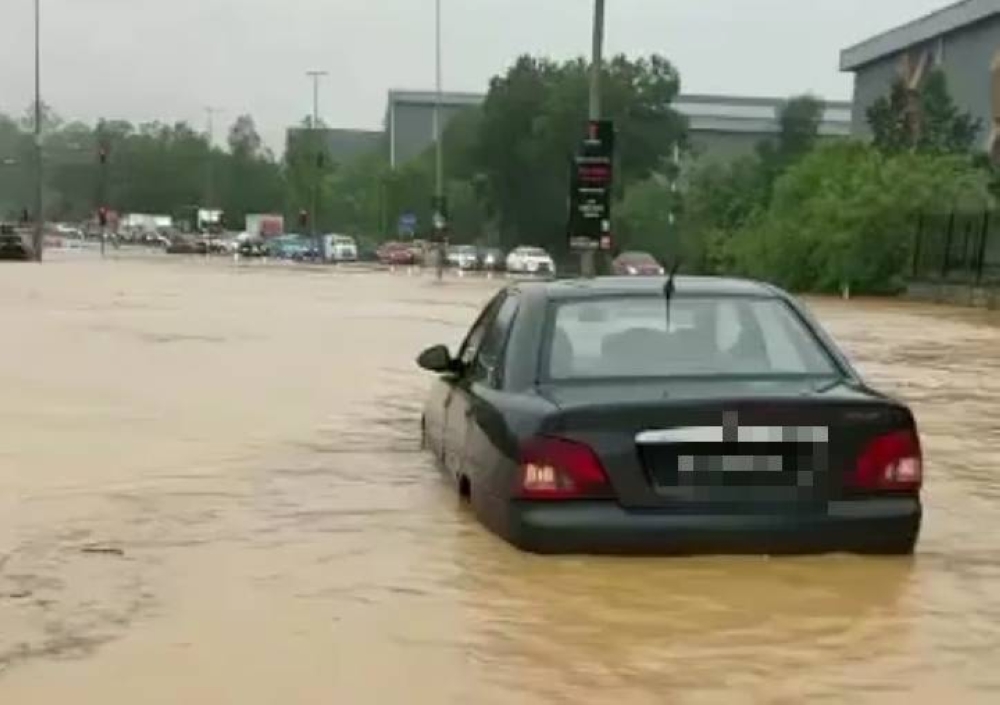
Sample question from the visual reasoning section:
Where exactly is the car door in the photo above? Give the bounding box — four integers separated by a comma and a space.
447, 292, 520, 490
442, 293, 505, 479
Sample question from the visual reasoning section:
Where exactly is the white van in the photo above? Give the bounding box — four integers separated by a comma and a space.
324, 234, 358, 262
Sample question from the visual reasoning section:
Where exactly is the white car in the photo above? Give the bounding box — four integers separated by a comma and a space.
446, 244, 479, 270
326, 234, 358, 262
506, 246, 556, 276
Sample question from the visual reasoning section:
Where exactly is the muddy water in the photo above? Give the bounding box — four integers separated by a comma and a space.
1, 254, 999, 704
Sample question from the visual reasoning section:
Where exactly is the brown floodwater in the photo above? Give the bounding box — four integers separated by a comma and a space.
1, 252, 1000, 704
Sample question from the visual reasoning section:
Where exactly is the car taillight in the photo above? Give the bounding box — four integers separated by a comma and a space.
850, 429, 923, 492
516, 436, 613, 500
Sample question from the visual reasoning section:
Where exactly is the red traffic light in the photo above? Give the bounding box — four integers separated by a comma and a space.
98, 206, 109, 227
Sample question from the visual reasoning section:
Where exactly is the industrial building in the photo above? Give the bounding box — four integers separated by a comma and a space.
292, 90, 851, 168
383, 90, 852, 169
841, 0, 1000, 155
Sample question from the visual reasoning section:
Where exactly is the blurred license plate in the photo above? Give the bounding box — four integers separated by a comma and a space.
678, 455, 785, 473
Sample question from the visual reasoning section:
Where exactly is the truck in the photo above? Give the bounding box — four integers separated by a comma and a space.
245, 214, 284, 239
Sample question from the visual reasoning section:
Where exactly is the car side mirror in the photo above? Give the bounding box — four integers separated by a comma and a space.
417, 345, 457, 374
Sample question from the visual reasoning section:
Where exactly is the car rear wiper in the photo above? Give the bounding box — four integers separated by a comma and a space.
663, 259, 682, 329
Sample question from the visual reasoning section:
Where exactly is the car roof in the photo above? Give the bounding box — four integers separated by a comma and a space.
514, 275, 783, 301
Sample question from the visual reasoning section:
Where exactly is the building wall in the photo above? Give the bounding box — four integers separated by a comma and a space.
389, 102, 474, 166
849, 14, 1000, 147
850, 54, 905, 137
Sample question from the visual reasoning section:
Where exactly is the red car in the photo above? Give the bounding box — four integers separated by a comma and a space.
377, 241, 416, 266
611, 251, 665, 276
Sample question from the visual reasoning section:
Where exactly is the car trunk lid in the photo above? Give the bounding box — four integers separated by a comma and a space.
537, 378, 914, 510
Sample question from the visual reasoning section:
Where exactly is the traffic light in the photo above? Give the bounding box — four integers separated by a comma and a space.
98, 207, 108, 227
98, 147, 108, 165
298, 209, 308, 229
20, 208, 29, 224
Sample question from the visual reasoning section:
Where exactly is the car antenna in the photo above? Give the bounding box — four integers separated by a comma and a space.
664, 258, 682, 329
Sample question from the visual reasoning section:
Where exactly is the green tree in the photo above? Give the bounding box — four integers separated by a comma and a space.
867, 69, 981, 155
726, 141, 990, 293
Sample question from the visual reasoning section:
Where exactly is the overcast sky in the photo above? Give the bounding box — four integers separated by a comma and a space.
1, 0, 951, 151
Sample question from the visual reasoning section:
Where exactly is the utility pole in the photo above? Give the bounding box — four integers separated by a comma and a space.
581, 0, 605, 278
204, 106, 223, 233
432, 0, 446, 280
307, 70, 328, 260
33, 0, 43, 262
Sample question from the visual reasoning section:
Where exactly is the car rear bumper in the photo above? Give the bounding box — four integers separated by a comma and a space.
504, 498, 921, 556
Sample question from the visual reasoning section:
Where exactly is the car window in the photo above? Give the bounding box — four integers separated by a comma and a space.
457, 293, 506, 368
548, 295, 838, 380
471, 294, 520, 386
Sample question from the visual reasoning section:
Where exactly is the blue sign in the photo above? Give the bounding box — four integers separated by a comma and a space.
398, 212, 417, 236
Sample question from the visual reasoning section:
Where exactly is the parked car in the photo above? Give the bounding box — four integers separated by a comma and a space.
377, 241, 417, 266
0, 226, 31, 261
416, 275, 923, 555
611, 251, 665, 276
479, 247, 505, 271
506, 246, 556, 276
326, 234, 358, 262
447, 244, 480, 270
238, 239, 267, 258
165, 236, 206, 255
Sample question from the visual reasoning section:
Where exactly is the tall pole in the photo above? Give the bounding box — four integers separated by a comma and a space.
33, 0, 43, 262
204, 106, 222, 233
581, 0, 605, 277
433, 0, 445, 280
434, 0, 443, 201
590, 0, 605, 121
307, 70, 327, 260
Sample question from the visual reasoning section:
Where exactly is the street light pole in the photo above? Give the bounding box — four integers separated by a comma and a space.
306, 70, 328, 259
432, 0, 446, 280
33, 0, 43, 262
580, 0, 605, 277
204, 106, 222, 212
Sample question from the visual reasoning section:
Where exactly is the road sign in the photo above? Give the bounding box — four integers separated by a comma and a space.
567, 120, 615, 250
398, 212, 417, 237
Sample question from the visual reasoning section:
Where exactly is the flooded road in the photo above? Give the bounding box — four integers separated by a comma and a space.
2, 254, 999, 704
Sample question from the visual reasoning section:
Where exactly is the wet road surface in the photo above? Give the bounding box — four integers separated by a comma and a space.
1, 253, 999, 704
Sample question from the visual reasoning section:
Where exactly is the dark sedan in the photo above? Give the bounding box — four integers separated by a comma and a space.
0, 227, 32, 261
417, 276, 923, 556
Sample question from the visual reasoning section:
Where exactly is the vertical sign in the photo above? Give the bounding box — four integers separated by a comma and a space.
568, 120, 615, 251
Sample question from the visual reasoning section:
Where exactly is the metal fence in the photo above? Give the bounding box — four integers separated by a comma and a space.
911, 210, 1000, 285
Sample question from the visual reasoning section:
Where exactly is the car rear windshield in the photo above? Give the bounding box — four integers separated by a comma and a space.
547, 295, 839, 380
520, 248, 546, 256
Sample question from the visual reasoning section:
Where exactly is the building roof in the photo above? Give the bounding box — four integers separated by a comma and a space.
841, 0, 1000, 71
387, 90, 852, 137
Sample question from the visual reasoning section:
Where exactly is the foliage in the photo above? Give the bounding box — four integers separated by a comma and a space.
477, 54, 687, 252
723, 141, 990, 293
867, 69, 982, 156
614, 176, 682, 261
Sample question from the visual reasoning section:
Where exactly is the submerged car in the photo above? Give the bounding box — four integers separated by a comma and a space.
417, 276, 923, 556
612, 251, 665, 276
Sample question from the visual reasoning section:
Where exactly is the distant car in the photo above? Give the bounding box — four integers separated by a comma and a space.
479, 247, 505, 271
238, 240, 267, 258
165, 236, 206, 255
378, 241, 416, 266
327, 234, 358, 263
447, 244, 480, 270
506, 246, 555, 276
612, 251, 665, 276
0, 227, 31, 261
417, 276, 923, 556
